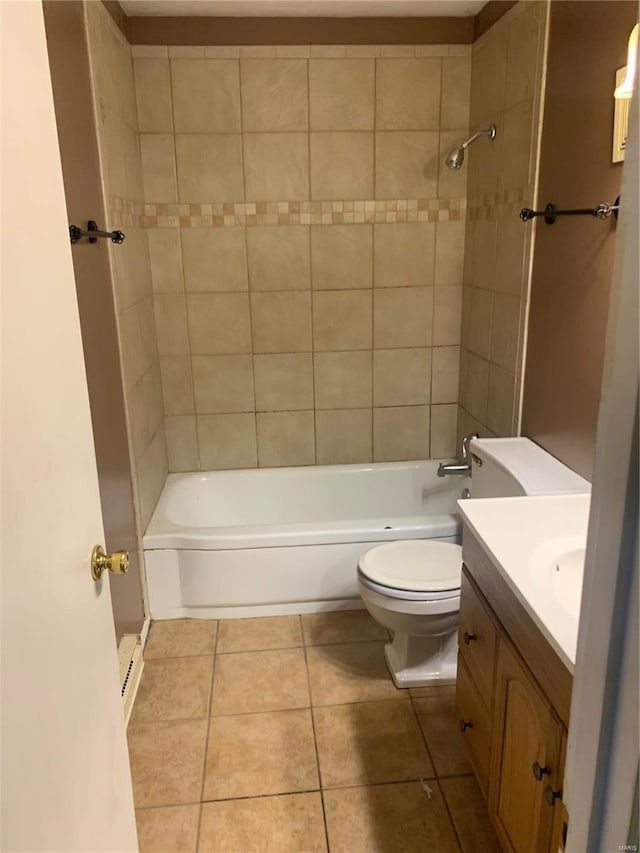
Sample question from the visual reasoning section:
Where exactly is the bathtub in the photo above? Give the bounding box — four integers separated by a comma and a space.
143, 460, 469, 620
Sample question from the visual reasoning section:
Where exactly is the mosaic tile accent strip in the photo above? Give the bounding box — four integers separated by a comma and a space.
109, 197, 468, 229
467, 188, 528, 221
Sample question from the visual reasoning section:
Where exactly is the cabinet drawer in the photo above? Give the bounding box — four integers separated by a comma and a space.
456, 654, 492, 797
458, 569, 497, 710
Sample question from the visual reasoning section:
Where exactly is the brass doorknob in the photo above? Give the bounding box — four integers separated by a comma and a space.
91, 545, 129, 581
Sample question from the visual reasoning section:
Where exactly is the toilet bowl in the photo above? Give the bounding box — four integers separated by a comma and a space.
357, 436, 591, 688
357, 539, 462, 688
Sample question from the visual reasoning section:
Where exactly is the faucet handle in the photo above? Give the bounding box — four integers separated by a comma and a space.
461, 432, 479, 461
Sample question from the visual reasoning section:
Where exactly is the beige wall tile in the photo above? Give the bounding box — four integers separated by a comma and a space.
241, 59, 308, 131
494, 214, 528, 296
148, 229, 184, 293
244, 133, 309, 201
187, 293, 252, 354
470, 33, 507, 128
500, 98, 534, 190
490, 292, 521, 371
132, 46, 169, 58
313, 290, 372, 351
182, 228, 248, 292
374, 287, 433, 349
311, 225, 372, 290
168, 46, 205, 58
134, 58, 173, 133
314, 350, 372, 409
373, 348, 431, 406
247, 226, 310, 291
192, 354, 254, 413
470, 218, 497, 291
435, 221, 465, 285
254, 353, 313, 411
309, 59, 375, 130
310, 132, 374, 200
374, 223, 436, 287
137, 427, 169, 529
376, 58, 442, 130
467, 113, 503, 197
257, 411, 315, 467
430, 404, 458, 457
315, 409, 372, 464
467, 288, 492, 360
505, 1, 541, 109
373, 405, 430, 461
433, 285, 462, 346
160, 355, 194, 415
375, 131, 439, 198
438, 131, 469, 198
171, 59, 240, 133
154, 293, 189, 356
441, 56, 471, 130
463, 351, 489, 424
487, 363, 516, 436
251, 291, 312, 353
140, 134, 177, 202
165, 415, 198, 471
431, 345, 460, 404
198, 413, 258, 469
175, 134, 244, 202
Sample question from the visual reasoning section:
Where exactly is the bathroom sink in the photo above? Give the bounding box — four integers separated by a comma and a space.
457, 494, 591, 670
529, 536, 586, 621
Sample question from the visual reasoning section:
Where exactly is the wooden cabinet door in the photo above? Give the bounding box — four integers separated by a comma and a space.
489, 639, 564, 853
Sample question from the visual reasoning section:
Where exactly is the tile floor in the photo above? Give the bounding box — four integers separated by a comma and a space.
129, 611, 501, 852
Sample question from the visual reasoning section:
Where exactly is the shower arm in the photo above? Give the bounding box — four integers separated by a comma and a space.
460, 125, 496, 150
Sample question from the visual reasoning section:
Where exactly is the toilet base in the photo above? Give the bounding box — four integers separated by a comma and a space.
384, 630, 458, 688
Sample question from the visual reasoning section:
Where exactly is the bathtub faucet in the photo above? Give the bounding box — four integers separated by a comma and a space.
437, 433, 479, 477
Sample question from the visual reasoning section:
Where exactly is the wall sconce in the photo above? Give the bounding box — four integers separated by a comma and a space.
612, 23, 638, 162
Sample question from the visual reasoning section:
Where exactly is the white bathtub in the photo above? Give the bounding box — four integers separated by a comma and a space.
143, 461, 469, 619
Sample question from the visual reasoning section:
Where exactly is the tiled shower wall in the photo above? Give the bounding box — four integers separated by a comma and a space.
85, 2, 168, 528
457, 0, 548, 442
131, 43, 472, 470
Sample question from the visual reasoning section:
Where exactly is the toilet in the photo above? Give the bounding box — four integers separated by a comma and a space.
358, 437, 591, 688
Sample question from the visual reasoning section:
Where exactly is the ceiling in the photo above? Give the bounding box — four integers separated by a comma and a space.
119, 0, 488, 17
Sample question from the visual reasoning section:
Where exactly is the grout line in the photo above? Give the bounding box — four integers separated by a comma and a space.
434, 777, 464, 852
194, 620, 221, 851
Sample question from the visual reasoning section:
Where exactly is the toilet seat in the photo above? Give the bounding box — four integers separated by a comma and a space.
358, 540, 462, 596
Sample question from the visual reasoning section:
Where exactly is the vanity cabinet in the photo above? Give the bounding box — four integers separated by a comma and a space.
456, 533, 572, 853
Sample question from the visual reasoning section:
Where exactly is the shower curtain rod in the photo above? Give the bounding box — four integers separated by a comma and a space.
69, 220, 125, 245
520, 197, 620, 225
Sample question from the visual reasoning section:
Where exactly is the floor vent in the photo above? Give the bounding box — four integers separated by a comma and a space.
118, 634, 144, 726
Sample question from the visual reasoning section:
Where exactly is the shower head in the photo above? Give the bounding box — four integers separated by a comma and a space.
445, 124, 497, 170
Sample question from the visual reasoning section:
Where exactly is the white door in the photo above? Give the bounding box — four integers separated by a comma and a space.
0, 3, 138, 850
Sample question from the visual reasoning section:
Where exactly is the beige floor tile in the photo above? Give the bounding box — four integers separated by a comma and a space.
314, 700, 434, 788
413, 693, 472, 776
323, 782, 459, 853
217, 615, 303, 654
203, 709, 319, 800
136, 804, 200, 853
440, 775, 501, 853
145, 619, 217, 659
131, 657, 213, 724
211, 648, 309, 715
199, 793, 327, 852
128, 719, 208, 807
409, 684, 456, 699
302, 610, 388, 645
306, 642, 401, 706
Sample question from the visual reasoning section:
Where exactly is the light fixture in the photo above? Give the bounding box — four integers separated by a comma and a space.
614, 23, 638, 100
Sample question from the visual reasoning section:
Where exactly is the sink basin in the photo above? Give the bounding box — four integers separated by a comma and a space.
529, 535, 586, 621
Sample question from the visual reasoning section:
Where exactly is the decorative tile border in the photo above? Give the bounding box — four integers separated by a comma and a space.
467, 188, 527, 221
109, 197, 467, 228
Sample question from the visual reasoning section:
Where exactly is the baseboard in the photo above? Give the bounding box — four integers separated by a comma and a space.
139, 615, 151, 652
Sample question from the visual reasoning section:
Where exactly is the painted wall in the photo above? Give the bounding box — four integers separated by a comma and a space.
85, 1, 168, 527
133, 42, 472, 469
457, 0, 548, 444
521, 0, 638, 479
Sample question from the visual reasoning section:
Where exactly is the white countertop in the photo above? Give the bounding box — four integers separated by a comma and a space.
457, 493, 591, 671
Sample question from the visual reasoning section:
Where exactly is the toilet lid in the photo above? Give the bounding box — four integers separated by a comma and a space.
358, 540, 462, 592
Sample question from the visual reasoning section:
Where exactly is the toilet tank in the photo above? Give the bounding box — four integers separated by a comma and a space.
468, 437, 591, 498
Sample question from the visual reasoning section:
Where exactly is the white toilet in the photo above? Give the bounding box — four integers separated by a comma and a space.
358, 437, 591, 688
